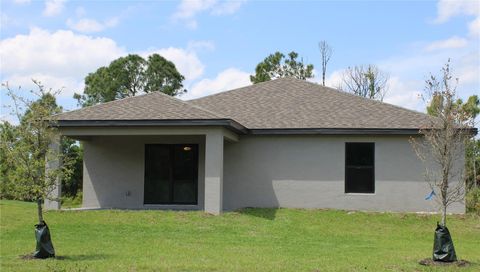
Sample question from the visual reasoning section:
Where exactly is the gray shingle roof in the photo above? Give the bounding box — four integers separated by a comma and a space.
189, 77, 432, 129
55, 91, 222, 121
57, 77, 433, 131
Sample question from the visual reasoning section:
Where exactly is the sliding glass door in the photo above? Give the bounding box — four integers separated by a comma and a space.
144, 144, 198, 204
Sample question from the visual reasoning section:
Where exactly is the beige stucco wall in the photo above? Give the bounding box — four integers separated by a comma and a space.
82, 135, 206, 210
222, 135, 465, 213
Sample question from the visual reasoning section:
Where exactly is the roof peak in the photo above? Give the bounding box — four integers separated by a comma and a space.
190, 78, 433, 130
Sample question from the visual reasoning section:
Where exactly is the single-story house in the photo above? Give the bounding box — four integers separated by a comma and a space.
47, 77, 467, 214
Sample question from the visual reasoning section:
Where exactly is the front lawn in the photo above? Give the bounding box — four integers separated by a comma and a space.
0, 200, 479, 271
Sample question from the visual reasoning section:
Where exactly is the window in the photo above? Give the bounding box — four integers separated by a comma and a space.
345, 142, 375, 194
144, 144, 198, 204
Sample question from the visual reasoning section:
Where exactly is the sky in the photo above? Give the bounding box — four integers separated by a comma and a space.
0, 0, 479, 123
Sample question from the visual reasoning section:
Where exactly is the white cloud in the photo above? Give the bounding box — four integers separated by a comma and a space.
173, 0, 216, 19
433, 0, 479, 41
455, 50, 480, 86
0, 26, 213, 101
66, 17, 119, 33
324, 69, 344, 89
141, 47, 205, 81
43, 0, 66, 17
172, 0, 215, 29
434, 0, 479, 24
187, 40, 215, 51
211, 0, 247, 15
425, 36, 468, 51
0, 28, 124, 97
377, 41, 479, 111
0, 28, 125, 78
185, 68, 251, 99
469, 16, 480, 36
172, 0, 246, 29
383, 77, 424, 111
315, 36, 478, 113
4, 74, 84, 97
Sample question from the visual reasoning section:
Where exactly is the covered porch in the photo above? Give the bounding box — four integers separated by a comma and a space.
45, 126, 239, 215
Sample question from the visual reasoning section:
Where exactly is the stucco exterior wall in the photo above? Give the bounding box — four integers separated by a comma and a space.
222, 135, 465, 213
80, 133, 464, 213
82, 135, 206, 210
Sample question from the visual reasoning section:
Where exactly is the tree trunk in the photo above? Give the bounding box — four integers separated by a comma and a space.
322, 70, 326, 86
474, 154, 477, 189
37, 199, 44, 224
441, 205, 447, 227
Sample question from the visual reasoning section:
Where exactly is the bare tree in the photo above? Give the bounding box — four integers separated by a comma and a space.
410, 61, 475, 227
340, 64, 389, 101
318, 41, 333, 86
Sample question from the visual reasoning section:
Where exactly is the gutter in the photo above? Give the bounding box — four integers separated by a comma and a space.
55, 119, 478, 136
55, 119, 249, 135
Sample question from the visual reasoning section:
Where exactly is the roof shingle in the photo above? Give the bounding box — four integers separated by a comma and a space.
55, 91, 222, 121
56, 77, 433, 130
189, 77, 432, 129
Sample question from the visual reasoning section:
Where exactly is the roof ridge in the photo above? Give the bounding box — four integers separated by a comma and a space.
292, 78, 431, 118
191, 77, 430, 119
154, 91, 226, 119
319, 84, 429, 118
188, 77, 295, 102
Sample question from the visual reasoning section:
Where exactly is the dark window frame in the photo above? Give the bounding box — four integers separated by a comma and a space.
344, 142, 375, 194
144, 144, 199, 205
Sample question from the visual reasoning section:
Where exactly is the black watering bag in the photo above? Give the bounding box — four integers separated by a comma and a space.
432, 223, 457, 262
33, 221, 55, 258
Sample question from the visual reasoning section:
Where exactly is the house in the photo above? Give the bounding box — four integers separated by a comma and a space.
48, 77, 466, 214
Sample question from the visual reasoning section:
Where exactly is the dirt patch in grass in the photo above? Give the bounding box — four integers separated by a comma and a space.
419, 258, 471, 267
20, 254, 66, 260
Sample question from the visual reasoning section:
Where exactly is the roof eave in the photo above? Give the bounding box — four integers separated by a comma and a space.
250, 127, 478, 136
55, 119, 249, 135
249, 128, 423, 135
56, 120, 476, 136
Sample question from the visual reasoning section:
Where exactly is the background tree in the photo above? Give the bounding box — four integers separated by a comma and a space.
74, 54, 186, 107
250, 51, 314, 84
340, 64, 389, 101
411, 61, 474, 227
318, 41, 333, 86
61, 138, 83, 198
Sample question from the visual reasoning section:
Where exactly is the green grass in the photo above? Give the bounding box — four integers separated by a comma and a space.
61, 194, 82, 209
1, 200, 479, 271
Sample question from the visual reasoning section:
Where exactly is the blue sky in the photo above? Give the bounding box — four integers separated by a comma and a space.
1, 0, 479, 122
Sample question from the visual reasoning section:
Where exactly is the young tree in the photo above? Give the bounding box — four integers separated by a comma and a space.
250, 51, 314, 84
0, 122, 18, 199
2, 81, 73, 222
411, 61, 475, 227
318, 40, 333, 86
427, 94, 479, 190
74, 54, 186, 107
340, 64, 389, 101
1, 81, 74, 257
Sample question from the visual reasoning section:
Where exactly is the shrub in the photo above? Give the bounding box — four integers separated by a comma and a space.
466, 187, 480, 214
